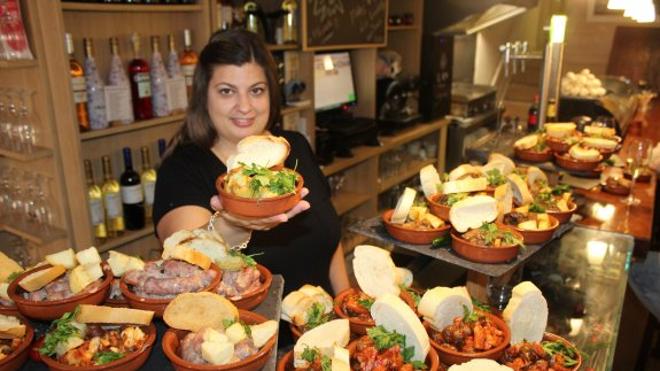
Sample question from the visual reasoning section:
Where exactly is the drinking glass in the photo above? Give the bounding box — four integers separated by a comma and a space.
621, 138, 652, 205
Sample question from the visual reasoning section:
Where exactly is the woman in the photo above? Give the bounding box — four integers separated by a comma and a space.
153, 29, 349, 297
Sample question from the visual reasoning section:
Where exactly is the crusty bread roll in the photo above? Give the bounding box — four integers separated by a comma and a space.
75, 305, 154, 326
391, 187, 417, 224
293, 319, 350, 368
502, 281, 548, 344
162, 243, 212, 270
582, 137, 618, 150
526, 166, 548, 189
371, 294, 430, 362
442, 177, 488, 195
164, 229, 229, 265
448, 359, 514, 371
0, 252, 23, 283
514, 134, 539, 150
482, 159, 514, 177
420, 165, 442, 198
569, 144, 600, 162
494, 183, 513, 216
488, 153, 516, 172
544, 123, 576, 139
164, 292, 239, 333
395, 267, 413, 288
418, 286, 472, 331
281, 285, 333, 326
507, 174, 533, 206
226, 135, 290, 171
448, 164, 483, 181
352, 245, 400, 298
449, 195, 498, 233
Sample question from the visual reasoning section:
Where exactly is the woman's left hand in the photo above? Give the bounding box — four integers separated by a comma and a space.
210, 187, 310, 231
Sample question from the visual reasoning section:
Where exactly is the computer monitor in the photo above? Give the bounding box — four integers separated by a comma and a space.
313, 51, 357, 112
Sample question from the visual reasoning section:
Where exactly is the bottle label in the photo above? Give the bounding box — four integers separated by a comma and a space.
89, 198, 105, 225
143, 180, 156, 205
104, 192, 123, 218
71, 76, 88, 103
182, 65, 195, 87
121, 184, 144, 204
134, 72, 152, 98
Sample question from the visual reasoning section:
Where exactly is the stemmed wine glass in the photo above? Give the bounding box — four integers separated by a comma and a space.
622, 138, 653, 206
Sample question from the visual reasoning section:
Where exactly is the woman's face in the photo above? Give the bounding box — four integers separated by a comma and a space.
207, 61, 270, 145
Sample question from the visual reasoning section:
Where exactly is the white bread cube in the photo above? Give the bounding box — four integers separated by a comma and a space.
126, 256, 145, 272
556, 199, 569, 212
203, 328, 228, 344
45, 249, 77, 270
107, 251, 130, 277
83, 263, 104, 281
75, 247, 102, 266
69, 265, 94, 294
201, 341, 234, 365
537, 214, 550, 229
250, 320, 278, 348
517, 220, 538, 231
225, 322, 247, 343
422, 212, 444, 228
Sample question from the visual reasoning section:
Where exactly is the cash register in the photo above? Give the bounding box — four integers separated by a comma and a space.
314, 51, 379, 163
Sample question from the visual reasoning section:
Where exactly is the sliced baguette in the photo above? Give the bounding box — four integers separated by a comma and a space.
448, 359, 514, 371
293, 319, 350, 368
483, 159, 514, 176
226, 135, 290, 171
331, 346, 350, 371
45, 249, 77, 270
514, 134, 539, 150
418, 286, 473, 331
494, 183, 513, 216
442, 177, 488, 195
19, 265, 66, 292
352, 245, 400, 298
164, 292, 239, 332
569, 144, 600, 161
391, 187, 416, 224
502, 281, 548, 344
162, 244, 212, 270
371, 293, 430, 362
526, 167, 548, 189
448, 164, 483, 181
75, 247, 102, 266
76, 304, 154, 325
584, 125, 615, 138
449, 195, 498, 233
395, 267, 413, 288
420, 165, 442, 198
488, 153, 516, 172
0, 314, 26, 339
544, 123, 576, 139
0, 252, 23, 282
507, 174, 533, 206
281, 291, 316, 326
582, 136, 618, 150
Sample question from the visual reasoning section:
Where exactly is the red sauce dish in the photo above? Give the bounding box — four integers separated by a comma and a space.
8, 264, 113, 321
333, 288, 418, 335
348, 335, 440, 371
500, 332, 582, 370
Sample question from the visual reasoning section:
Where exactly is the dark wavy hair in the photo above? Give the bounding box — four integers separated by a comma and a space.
168, 29, 281, 153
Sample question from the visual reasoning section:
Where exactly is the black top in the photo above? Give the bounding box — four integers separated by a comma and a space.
153, 130, 341, 295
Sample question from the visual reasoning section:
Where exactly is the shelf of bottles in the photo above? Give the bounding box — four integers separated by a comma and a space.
61, 1, 202, 13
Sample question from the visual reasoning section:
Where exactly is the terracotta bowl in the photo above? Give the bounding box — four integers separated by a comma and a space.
382, 209, 451, 245
8, 263, 113, 321
120, 262, 222, 317
450, 227, 522, 264
542, 332, 583, 370
226, 264, 272, 310
333, 288, 418, 335
40, 323, 157, 371
289, 323, 304, 340
596, 145, 620, 160
348, 336, 440, 371
504, 214, 560, 245
0, 303, 19, 316
514, 147, 553, 163
426, 313, 511, 366
603, 181, 630, 196
545, 136, 573, 153
162, 310, 276, 371
546, 201, 577, 224
0, 314, 34, 371
215, 170, 304, 218
554, 152, 602, 172
426, 194, 450, 221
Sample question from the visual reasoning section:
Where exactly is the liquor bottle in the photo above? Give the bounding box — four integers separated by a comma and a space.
65, 33, 90, 132
218, 0, 234, 30
150, 36, 170, 118
140, 146, 157, 221
181, 29, 198, 99
83, 38, 108, 130
546, 98, 558, 123
128, 33, 153, 121
101, 155, 125, 237
282, 0, 298, 44
120, 147, 145, 230
108, 37, 134, 124
84, 159, 107, 243
166, 33, 182, 78
527, 94, 540, 133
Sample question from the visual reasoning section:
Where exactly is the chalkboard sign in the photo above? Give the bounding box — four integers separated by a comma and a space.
302, 0, 387, 50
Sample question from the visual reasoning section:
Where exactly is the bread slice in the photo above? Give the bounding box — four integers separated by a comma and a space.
0, 252, 23, 283
352, 245, 399, 298
107, 251, 145, 277
507, 174, 533, 206
494, 183, 513, 216
544, 123, 576, 139
447, 359, 514, 370
19, 265, 66, 292
0, 314, 26, 339
162, 244, 212, 270
582, 137, 618, 150
294, 319, 350, 368
164, 292, 239, 332
395, 267, 413, 288
371, 294, 430, 363
442, 177, 488, 195
584, 125, 615, 138
45, 249, 77, 270
226, 135, 290, 171
448, 164, 483, 181
569, 144, 600, 161
514, 134, 539, 150
449, 195, 498, 233
391, 187, 416, 224
281, 284, 334, 325
526, 166, 548, 189
331, 346, 350, 371
502, 281, 548, 344
249, 320, 278, 348
418, 286, 473, 331
75, 247, 102, 266
420, 165, 442, 198
76, 304, 154, 325
482, 159, 514, 177
488, 153, 516, 172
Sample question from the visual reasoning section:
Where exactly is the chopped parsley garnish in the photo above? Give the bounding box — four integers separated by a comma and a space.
462, 305, 478, 323
541, 340, 579, 367
445, 192, 468, 206
357, 298, 375, 311
5, 271, 20, 283
40, 307, 81, 356
529, 203, 546, 213
401, 285, 421, 307
228, 250, 261, 268
239, 162, 298, 198
367, 326, 427, 369
471, 299, 492, 313
551, 183, 571, 196
222, 318, 252, 338
94, 351, 124, 365
486, 169, 507, 187
306, 302, 332, 330
479, 222, 523, 247
301, 346, 332, 371
222, 318, 236, 328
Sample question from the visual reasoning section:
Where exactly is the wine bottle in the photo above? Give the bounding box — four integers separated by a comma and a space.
180, 29, 198, 99
120, 147, 145, 230
166, 33, 182, 78
129, 33, 153, 121
65, 33, 90, 132
108, 37, 134, 124
546, 98, 558, 123
83, 38, 108, 130
150, 36, 170, 118
101, 155, 125, 237
282, 0, 298, 44
140, 146, 157, 221
84, 159, 107, 243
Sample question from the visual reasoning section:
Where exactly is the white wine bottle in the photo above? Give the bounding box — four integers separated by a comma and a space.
84, 159, 107, 243
140, 146, 157, 221
101, 155, 125, 237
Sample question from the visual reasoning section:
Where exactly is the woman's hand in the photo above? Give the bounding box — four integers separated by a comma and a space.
210, 187, 310, 231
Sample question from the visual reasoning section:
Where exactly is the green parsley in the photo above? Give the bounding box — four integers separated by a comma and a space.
305, 302, 332, 330
541, 340, 579, 367
445, 192, 468, 206
479, 222, 523, 247
5, 271, 20, 283
94, 351, 124, 365
227, 250, 262, 268
471, 299, 492, 313
222, 318, 252, 338
462, 305, 478, 323
431, 236, 450, 249
357, 298, 375, 311
529, 203, 546, 213
551, 183, 571, 196
486, 169, 507, 187
367, 326, 427, 369
222, 318, 236, 329
239, 162, 298, 198
401, 286, 421, 307
301, 346, 331, 371
40, 307, 81, 357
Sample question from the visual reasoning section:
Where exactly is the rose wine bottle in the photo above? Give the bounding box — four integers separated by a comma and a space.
166, 33, 182, 78
150, 36, 170, 118
120, 147, 145, 230
83, 38, 108, 130
65, 33, 89, 132
108, 37, 134, 124
128, 33, 153, 121
180, 29, 198, 99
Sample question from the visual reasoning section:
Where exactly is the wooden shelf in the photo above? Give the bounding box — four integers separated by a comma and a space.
0, 59, 37, 69
0, 217, 67, 245
80, 114, 185, 141
332, 191, 372, 215
387, 25, 419, 31
378, 158, 437, 193
61, 2, 203, 12
281, 102, 312, 116
0, 146, 53, 162
267, 44, 299, 51
97, 226, 155, 253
